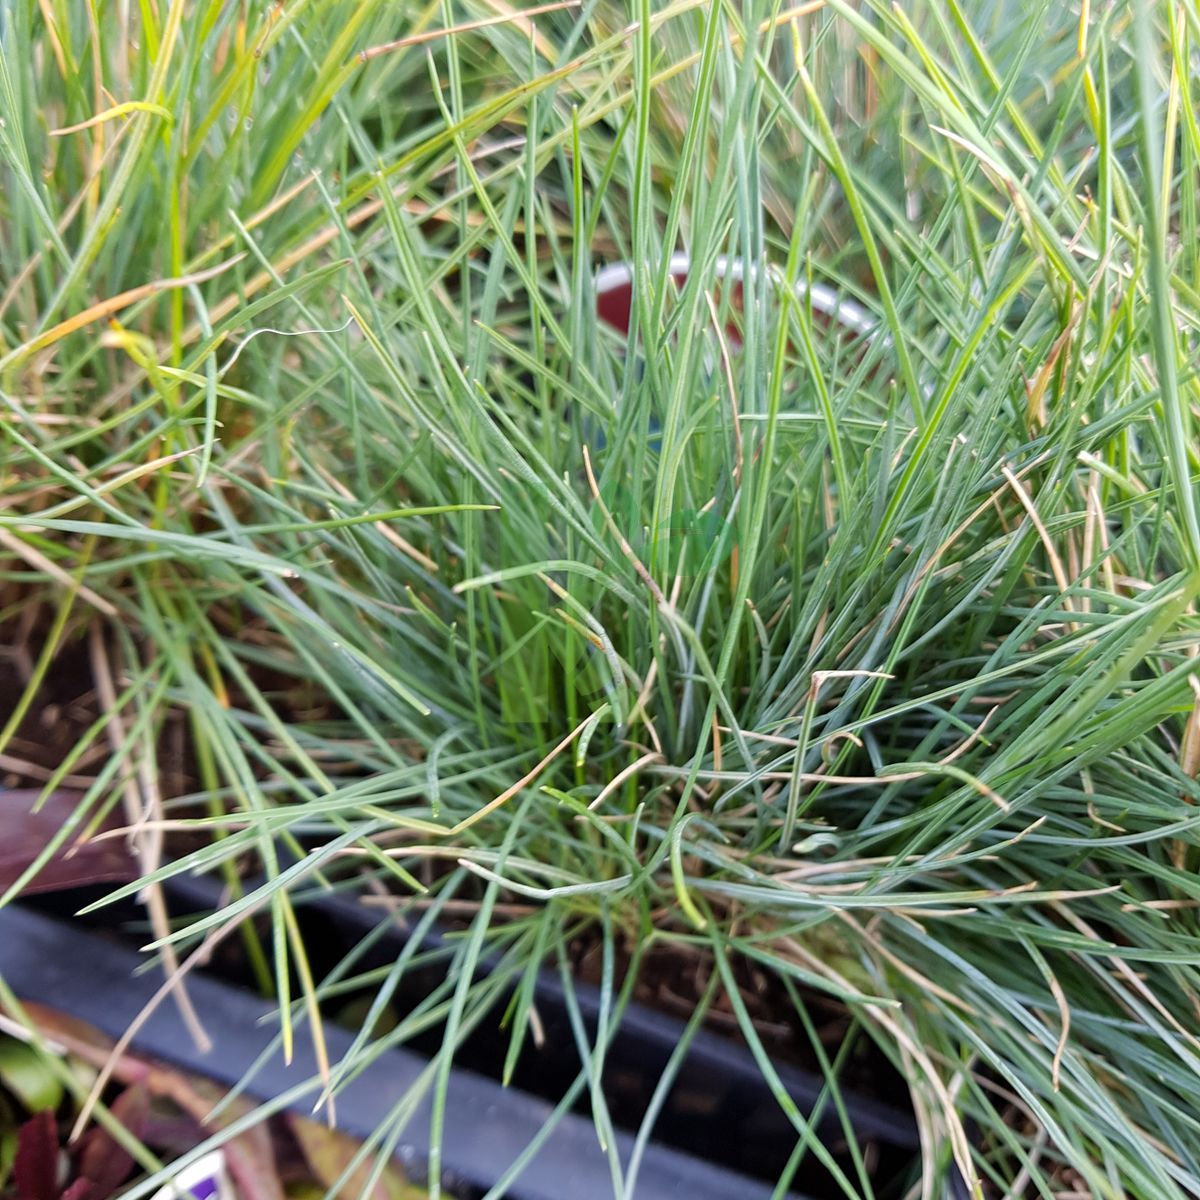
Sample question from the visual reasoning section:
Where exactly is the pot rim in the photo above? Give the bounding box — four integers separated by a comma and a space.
593, 252, 877, 340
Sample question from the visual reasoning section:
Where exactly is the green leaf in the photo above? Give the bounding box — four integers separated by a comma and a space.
0, 1039, 63, 1116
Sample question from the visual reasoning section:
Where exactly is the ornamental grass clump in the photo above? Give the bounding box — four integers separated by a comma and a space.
2, 0, 1200, 1195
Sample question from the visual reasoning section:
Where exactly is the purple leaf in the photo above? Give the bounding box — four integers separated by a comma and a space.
75, 1087, 148, 1200
0, 790, 138, 898
60, 1180, 95, 1200
13, 1112, 61, 1200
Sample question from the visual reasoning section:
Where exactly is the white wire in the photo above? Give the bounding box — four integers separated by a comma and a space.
218, 315, 355, 379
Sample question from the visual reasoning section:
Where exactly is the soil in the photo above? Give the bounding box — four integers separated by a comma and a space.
0, 632, 195, 799
0, 637, 106, 792
566, 925, 898, 1098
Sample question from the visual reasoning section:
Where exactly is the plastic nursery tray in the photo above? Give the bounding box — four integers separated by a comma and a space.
0, 900, 799, 1200
161, 871, 930, 1197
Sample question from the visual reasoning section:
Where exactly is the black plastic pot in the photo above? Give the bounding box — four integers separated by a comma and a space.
9, 861, 956, 1200
0, 901, 793, 1200
198, 870, 925, 1180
